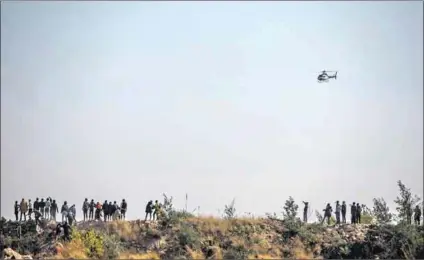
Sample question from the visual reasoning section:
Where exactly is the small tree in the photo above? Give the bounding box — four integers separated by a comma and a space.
361, 204, 372, 215
373, 198, 393, 224
160, 194, 193, 228
224, 198, 236, 219
283, 196, 299, 220
162, 193, 174, 216
359, 204, 375, 224
394, 180, 421, 224
315, 210, 323, 223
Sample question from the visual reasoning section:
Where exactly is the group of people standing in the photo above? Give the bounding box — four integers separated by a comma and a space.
144, 200, 163, 221
302, 201, 357, 225
82, 199, 128, 222
81, 198, 164, 223
14, 197, 420, 226
14, 198, 77, 226
303, 200, 422, 225
14, 197, 60, 223
13, 197, 138, 225
323, 201, 363, 225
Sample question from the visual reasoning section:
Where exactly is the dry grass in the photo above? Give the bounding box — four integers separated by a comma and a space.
55, 216, 336, 260
230, 235, 247, 248
233, 217, 264, 224
207, 246, 223, 259
186, 246, 206, 259
253, 234, 271, 249
250, 253, 284, 259
268, 246, 283, 258
291, 237, 315, 259
186, 215, 264, 237
106, 220, 138, 241
187, 216, 232, 235
118, 251, 161, 259
53, 240, 88, 259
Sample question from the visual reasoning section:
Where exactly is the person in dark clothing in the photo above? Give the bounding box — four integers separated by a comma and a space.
322, 203, 333, 225
302, 201, 309, 223
145, 200, 153, 221
103, 200, 109, 222
0, 233, 5, 260
112, 201, 118, 215
120, 199, 127, 220
406, 204, 413, 225
356, 203, 362, 224
108, 202, 113, 220
89, 199, 95, 221
34, 198, 40, 212
414, 205, 422, 225
14, 201, 19, 221
95, 202, 102, 221
39, 198, 46, 219
55, 223, 62, 238
33, 209, 43, 225
62, 222, 71, 241
351, 202, 357, 224
109, 202, 116, 219
61, 201, 69, 223
51, 200, 58, 221
335, 201, 341, 224
82, 198, 89, 222
341, 201, 347, 224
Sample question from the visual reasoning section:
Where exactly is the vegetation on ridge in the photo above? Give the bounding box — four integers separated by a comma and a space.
1, 180, 423, 259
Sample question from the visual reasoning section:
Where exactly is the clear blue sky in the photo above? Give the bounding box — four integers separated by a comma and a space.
1, 1, 423, 220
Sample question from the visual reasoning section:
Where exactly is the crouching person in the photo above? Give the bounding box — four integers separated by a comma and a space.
33, 209, 43, 226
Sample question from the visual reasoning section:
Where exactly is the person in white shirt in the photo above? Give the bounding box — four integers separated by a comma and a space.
68, 205, 77, 225
335, 201, 341, 224
28, 199, 33, 220
45, 197, 52, 220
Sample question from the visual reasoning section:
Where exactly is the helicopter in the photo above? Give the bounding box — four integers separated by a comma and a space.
317, 70, 338, 83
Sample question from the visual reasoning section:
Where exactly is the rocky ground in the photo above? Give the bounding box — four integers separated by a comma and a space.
1, 216, 423, 259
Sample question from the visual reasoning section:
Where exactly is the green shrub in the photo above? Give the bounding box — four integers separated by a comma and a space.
160, 193, 195, 228
298, 224, 325, 245
361, 213, 374, 224
373, 198, 393, 224
363, 224, 424, 259
71, 228, 104, 258
283, 196, 299, 220
146, 227, 161, 239
178, 223, 200, 249
102, 234, 122, 259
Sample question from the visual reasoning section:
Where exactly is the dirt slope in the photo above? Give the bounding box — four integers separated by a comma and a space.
1, 216, 423, 259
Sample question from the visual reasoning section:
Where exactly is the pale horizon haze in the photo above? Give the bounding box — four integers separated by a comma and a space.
1, 1, 423, 221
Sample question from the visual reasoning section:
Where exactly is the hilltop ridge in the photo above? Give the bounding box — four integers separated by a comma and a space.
1, 215, 423, 259
1, 180, 422, 259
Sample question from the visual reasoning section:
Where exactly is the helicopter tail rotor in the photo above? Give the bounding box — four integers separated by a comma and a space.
335, 71, 337, 79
